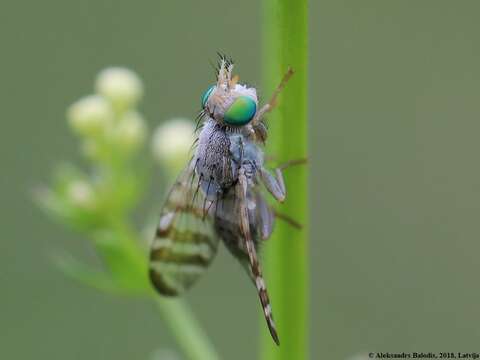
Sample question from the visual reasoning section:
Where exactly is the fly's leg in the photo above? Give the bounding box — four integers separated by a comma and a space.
236, 168, 280, 345
261, 157, 308, 203
264, 156, 308, 168
273, 209, 303, 229
278, 157, 308, 171
258, 196, 275, 240
252, 67, 294, 125
260, 157, 307, 229
260, 167, 286, 203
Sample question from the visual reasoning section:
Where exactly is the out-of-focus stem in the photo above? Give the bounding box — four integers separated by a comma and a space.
153, 296, 221, 360
117, 221, 220, 360
122, 226, 220, 360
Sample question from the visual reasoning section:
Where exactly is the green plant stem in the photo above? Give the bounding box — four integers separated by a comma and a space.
261, 0, 309, 359
153, 296, 220, 360
116, 222, 221, 360
119, 221, 220, 360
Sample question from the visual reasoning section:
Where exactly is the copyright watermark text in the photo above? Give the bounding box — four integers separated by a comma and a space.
368, 353, 480, 359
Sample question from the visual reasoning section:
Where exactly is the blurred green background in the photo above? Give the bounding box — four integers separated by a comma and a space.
1, 0, 480, 359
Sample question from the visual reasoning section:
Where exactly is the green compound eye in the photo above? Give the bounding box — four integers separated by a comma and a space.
224, 96, 257, 126
201, 85, 215, 108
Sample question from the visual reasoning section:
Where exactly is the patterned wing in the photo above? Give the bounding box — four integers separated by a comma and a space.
149, 159, 219, 296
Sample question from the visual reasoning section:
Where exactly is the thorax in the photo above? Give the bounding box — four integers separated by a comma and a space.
194, 118, 264, 198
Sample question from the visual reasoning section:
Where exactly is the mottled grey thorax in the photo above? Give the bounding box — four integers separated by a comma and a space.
194, 118, 264, 199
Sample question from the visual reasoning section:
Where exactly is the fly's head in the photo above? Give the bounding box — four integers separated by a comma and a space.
201, 56, 258, 129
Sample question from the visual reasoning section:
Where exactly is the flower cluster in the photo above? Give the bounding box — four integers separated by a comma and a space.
69, 67, 146, 161
36, 67, 195, 294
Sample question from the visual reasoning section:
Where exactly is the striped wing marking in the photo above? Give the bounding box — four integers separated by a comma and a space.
149, 160, 219, 296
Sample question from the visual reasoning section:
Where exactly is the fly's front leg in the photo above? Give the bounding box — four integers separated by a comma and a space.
252, 67, 294, 126
260, 166, 286, 203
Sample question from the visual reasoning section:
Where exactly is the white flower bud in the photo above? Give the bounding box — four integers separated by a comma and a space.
151, 118, 195, 173
95, 67, 143, 112
67, 95, 113, 137
67, 180, 96, 210
113, 111, 147, 150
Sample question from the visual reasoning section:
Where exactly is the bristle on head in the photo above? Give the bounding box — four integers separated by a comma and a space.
216, 53, 235, 87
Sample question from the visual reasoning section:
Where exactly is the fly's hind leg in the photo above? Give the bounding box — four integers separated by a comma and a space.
236, 168, 280, 345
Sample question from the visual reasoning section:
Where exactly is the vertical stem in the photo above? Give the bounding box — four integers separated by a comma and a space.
109, 219, 221, 360
154, 297, 220, 360
261, 0, 309, 359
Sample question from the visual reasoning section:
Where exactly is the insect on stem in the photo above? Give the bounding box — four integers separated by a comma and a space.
149, 54, 299, 347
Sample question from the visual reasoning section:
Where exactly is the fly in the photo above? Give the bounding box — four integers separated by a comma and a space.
149, 54, 297, 345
